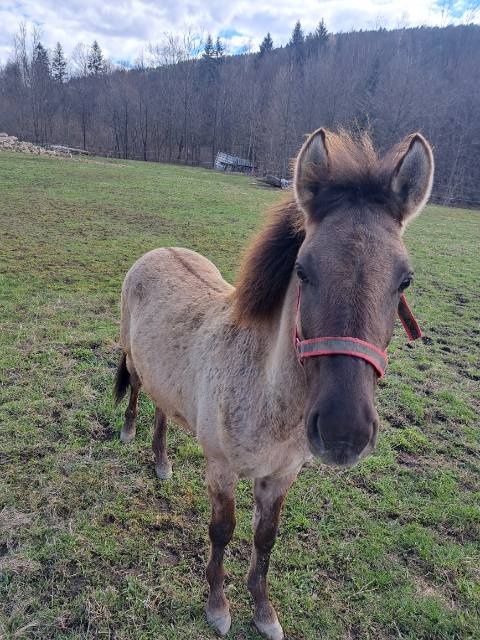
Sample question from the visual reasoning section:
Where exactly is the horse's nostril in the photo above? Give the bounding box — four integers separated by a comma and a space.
351, 429, 371, 454
306, 412, 325, 456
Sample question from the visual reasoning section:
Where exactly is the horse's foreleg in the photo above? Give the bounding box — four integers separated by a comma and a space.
205, 461, 237, 636
152, 408, 172, 479
247, 473, 296, 640
120, 359, 141, 443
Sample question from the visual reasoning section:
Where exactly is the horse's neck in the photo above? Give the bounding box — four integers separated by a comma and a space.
263, 277, 306, 424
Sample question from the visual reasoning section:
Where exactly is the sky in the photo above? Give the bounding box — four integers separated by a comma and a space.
0, 1, 478, 66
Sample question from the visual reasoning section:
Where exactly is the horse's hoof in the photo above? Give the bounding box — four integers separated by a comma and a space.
120, 429, 135, 443
155, 462, 173, 480
206, 608, 231, 635
254, 619, 284, 640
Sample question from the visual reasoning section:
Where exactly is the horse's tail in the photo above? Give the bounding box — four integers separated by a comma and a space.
114, 352, 130, 405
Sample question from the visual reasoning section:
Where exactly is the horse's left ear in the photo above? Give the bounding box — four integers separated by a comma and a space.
294, 128, 329, 219
391, 133, 434, 228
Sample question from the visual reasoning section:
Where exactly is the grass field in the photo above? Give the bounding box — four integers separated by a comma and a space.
0, 150, 479, 640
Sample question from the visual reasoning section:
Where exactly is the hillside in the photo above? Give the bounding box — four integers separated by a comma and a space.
1, 24, 480, 207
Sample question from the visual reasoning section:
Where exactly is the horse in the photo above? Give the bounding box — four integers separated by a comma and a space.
114, 128, 433, 640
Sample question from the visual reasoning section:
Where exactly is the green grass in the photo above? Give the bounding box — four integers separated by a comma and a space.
0, 150, 479, 640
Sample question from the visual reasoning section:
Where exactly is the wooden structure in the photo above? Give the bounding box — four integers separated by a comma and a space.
46, 144, 89, 155
257, 175, 291, 189
215, 151, 253, 173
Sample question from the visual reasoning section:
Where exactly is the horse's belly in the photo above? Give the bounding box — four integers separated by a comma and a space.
129, 333, 198, 435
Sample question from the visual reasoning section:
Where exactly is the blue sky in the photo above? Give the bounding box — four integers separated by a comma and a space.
0, 1, 478, 65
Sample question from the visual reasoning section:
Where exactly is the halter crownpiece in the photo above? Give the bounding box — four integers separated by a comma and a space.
294, 291, 422, 378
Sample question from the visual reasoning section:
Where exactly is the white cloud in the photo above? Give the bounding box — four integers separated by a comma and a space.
0, 0, 477, 65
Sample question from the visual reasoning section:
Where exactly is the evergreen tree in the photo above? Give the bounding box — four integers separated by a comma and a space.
289, 21, 304, 48
31, 41, 51, 144
305, 19, 328, 55
288, 21, 305, 64
51, 42, 67, 83
259, 32, 273, 55
201, 33, 219, 84
315, 19, 328, 45
203, 34, 215, 60
33, 42, 49, 72
87, 40, 104, 75
214, 37, 225, 58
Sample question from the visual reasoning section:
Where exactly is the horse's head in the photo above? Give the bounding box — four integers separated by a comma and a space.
293, 128, 433, 467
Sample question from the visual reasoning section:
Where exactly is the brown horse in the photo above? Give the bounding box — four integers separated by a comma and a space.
114, 128, 434, 639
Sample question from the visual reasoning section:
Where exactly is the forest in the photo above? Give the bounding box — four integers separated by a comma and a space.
1, 22, 479, 206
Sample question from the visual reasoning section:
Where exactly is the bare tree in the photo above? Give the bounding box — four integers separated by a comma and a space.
1, 23, 480, 205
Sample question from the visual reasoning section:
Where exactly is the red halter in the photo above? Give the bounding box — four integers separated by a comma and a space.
294, 290, 422, 378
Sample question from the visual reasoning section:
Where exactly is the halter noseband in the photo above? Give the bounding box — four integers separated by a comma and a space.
294, 290, 422, 378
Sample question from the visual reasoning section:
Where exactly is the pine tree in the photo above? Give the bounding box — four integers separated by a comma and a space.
51, 42, 67, 83
201, 33, 220, 85
214, 37, 225, 58
259, 32, 273, 55
288, 21, 305, 64
289, 21, 304, 48
33, 42, 49, 71
315, 19, 328, 46
305, 18, 328, 55
31, 41, 51, 144
87, 40, 104, 75
203, 34, 215, 60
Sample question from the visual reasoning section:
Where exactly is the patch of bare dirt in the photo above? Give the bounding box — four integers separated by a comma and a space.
413, 574, 456, 610
0, 507, 34, 532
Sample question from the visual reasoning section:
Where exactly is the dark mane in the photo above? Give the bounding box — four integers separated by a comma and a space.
232, 199, 304, 325
232, 130, 414, 326
298, 129, 413, 221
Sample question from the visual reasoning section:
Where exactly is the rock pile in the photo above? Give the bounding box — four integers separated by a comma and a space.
0, 133, 73, 157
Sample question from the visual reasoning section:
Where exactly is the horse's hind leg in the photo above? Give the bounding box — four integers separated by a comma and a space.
152, 408, 172, 480
120, 358, 141, 443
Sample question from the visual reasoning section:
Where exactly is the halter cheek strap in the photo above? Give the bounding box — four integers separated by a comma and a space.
294, 290, 422, 378
398, 293, 422, 341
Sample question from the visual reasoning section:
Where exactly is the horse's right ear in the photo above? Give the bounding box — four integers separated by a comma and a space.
294, 128, 330, 219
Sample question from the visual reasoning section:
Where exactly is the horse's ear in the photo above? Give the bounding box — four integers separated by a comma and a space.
294, 128, 329, 219
391, 133, 434, 228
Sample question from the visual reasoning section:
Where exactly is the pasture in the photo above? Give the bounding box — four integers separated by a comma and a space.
0, 151, 479, 639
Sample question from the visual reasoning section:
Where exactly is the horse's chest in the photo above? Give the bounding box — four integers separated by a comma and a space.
218, 401, 308, 478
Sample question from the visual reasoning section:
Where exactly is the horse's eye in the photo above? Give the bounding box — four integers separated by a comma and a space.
399, 277, 412, 292
295, 264, 309, 284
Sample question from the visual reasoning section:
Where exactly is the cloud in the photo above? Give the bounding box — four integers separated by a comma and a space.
0, 0, 477, 65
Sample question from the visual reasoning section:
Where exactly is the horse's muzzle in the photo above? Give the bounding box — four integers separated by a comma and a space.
306, 410, 378, 468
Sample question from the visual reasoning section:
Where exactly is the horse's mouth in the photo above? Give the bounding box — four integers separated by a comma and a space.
318, 444, 360, 467
307, 431, 377, 468
309, 442, 357, 467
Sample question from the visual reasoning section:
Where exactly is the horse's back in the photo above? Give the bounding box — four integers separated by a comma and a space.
122, 247, 231, 317
125, 246, 228, 292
